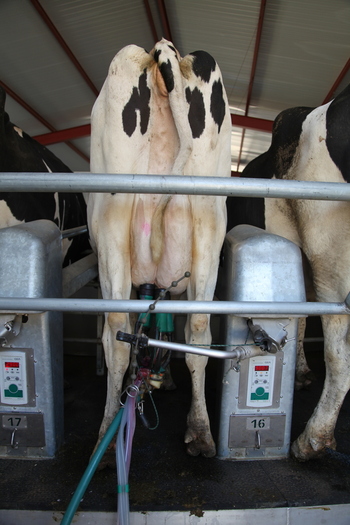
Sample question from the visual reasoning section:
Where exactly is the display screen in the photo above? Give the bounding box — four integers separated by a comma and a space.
5, 362, 20, 368
255, 365, 269, 371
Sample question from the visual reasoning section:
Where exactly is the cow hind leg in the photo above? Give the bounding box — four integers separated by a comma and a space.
93, 312, 131, 467
184, 313, 216, 458
291, 314, 350, 460
295, 318, 315, 390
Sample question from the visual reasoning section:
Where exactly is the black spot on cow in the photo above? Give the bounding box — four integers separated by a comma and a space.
0, 86, 89, 265
0, 190, 57, 223
153, 49, 161, 63
190, 51, 216, 83
210, 80, 226, 133
186, 87, 205, 139
159, 60, 174, 93
226, 105, 313, 233
167, 44, 177, 55
269, 106, 313, 177
122, 70, 151, 137
325, 83, 350, 182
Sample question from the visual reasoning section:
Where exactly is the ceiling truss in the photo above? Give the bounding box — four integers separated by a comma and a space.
2, 0, 350, 170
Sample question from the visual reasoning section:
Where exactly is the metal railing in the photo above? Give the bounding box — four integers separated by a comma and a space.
0, 173, 349, 317
0, 297, 349, 317
0, 172, 349, 200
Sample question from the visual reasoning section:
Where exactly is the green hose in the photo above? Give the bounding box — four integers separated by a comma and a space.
60, 408, 124, 525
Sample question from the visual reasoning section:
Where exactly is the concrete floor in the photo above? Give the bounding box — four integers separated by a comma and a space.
0, 332, 350, 518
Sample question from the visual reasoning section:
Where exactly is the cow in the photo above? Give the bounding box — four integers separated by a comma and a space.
86, 38, 232, 461
227, 83, 350, 461
0, 85, 88, 264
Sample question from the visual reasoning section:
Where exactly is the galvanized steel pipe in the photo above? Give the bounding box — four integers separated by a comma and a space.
61, 225, 88, 239
146, 337, 267, 360
0, 297, 349, 316
0, 173, 350, 201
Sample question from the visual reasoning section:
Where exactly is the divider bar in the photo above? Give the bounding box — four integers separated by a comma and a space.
0, 173, 349, 201
0, 297, 348, 316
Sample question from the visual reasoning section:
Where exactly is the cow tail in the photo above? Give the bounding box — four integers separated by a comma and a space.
153, 39, 193, 175
150, 195, 171, 264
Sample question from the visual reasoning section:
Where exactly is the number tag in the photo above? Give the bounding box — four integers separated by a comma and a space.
246, 416, 270, 431
2, 415, 27, 429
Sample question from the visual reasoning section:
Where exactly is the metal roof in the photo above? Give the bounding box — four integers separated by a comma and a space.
1, 0, 349, 173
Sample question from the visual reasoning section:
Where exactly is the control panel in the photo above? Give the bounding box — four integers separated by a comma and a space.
246, 355, 276, 408
0, 350, 28, 405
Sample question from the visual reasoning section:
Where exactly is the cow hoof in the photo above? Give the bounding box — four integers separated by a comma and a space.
186, 441, 216, 458
185, 429, 216, 458
294, 370, 316, 391
291, 435, 336, 461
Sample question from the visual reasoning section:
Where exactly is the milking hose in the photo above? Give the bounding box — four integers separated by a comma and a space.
60, 408, 124, 525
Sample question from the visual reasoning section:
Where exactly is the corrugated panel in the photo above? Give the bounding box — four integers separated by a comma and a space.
252, 0, 350, 113
40, 0, 156, 89
0, 0, 156, 171
0, 0, 95, 172
165, 0, 262, 114
0, 0, 349, 172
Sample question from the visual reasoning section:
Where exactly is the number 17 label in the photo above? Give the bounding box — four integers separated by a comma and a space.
2, 415, 27, 429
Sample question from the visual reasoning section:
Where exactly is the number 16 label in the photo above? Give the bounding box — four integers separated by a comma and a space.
246, 417, 270, 430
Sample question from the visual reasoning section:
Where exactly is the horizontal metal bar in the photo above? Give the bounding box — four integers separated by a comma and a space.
0, 297, 349, 316
0, 173, 349, 201
61, 225, 88, 239
62, 253, 98, 298
146, 337, 266, 360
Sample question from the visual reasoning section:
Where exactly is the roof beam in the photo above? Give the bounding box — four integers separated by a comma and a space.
0, 80, 89, 164
322, 57, 350, 104
236, 0, 267, 172
29, 0, 99, 98
143, 0, 160, 43
34, 124, 91, 145
156, 0, 174, 43
32, 113, 264, 148
231, 114, 273, 133
244, 0, 267, 115
0, 80, 55, 132
31, 114, 275, 147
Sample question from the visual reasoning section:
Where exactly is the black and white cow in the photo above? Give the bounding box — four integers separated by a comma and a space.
87, 39, 231, 460
227, 83, 350, 461
0, 86, 88, 264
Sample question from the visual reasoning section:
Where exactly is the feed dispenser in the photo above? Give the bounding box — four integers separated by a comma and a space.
216, 225, 306, 460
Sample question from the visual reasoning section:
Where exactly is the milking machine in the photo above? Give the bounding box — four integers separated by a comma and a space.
215, 224, 306, 459
0, 220, 63, 459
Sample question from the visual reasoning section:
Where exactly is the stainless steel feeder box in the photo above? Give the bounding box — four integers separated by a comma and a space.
216, 225, 306, 460
0, 220, 63, 459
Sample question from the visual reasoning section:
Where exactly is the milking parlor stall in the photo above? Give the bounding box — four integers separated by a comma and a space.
1, 1, 350, 524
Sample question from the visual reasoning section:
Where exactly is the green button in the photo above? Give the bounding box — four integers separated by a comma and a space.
256, 387, 265, 397
5, 386, 23, 398
251, 388, 269, 401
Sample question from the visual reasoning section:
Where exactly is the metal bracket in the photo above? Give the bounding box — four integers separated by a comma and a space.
247, 319, 287, 353
0, 315, 22, 345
